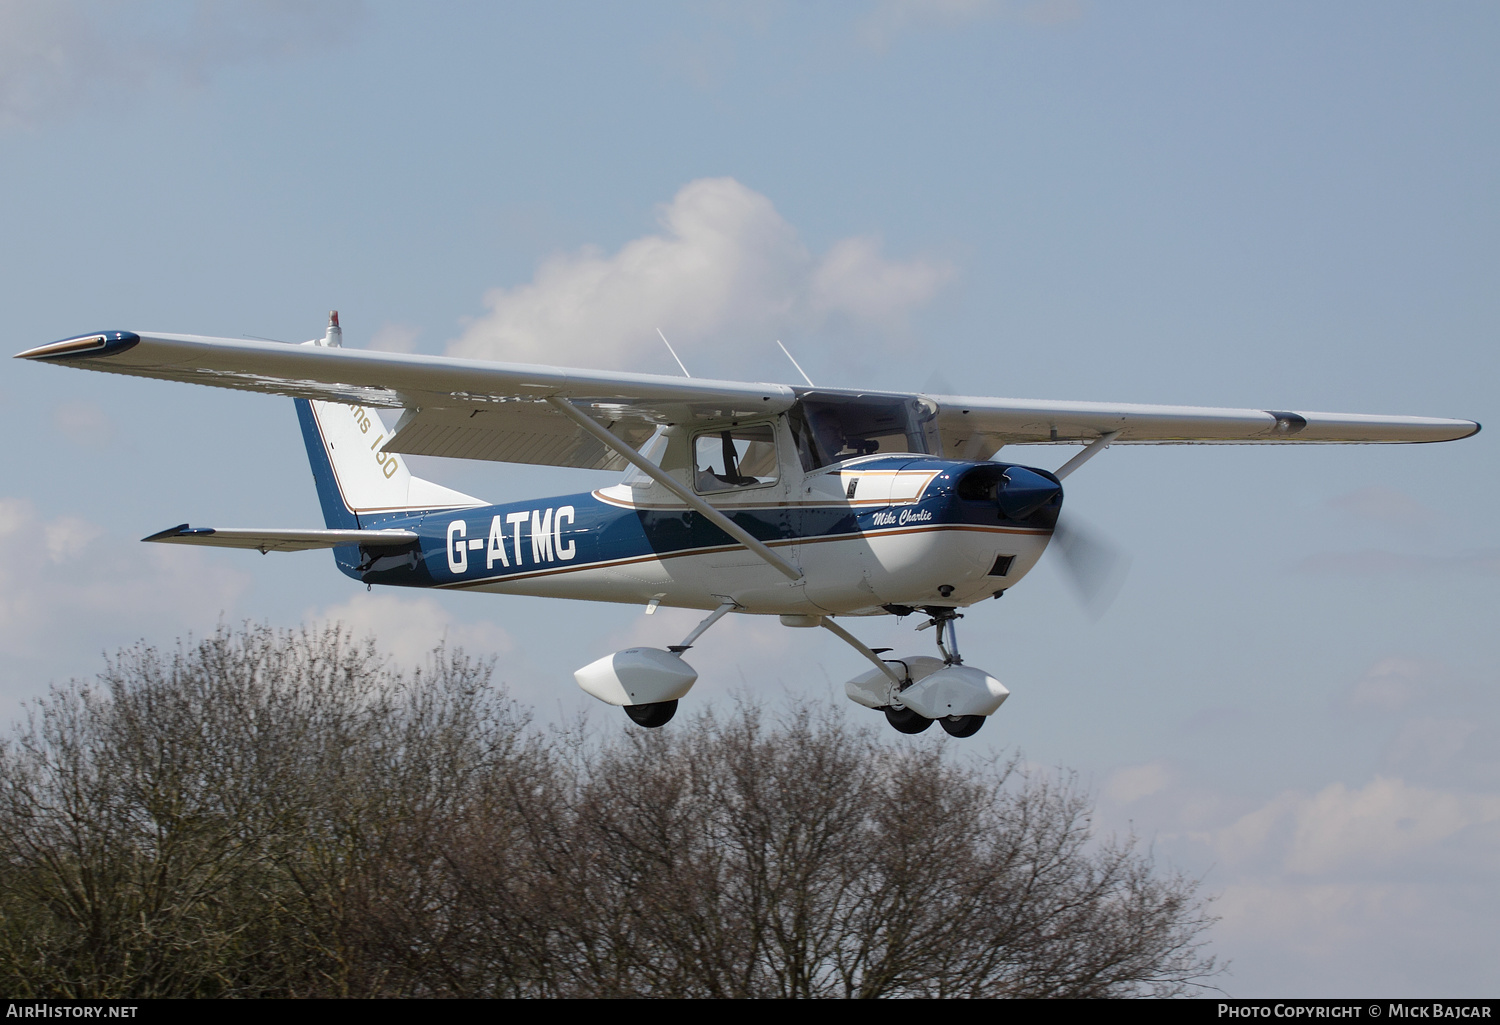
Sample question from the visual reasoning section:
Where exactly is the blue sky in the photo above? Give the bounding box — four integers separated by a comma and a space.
2, 0, 1497, 996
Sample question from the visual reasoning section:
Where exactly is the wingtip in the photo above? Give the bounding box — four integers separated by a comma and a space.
142, 523, 209, 543
16, 331, 141, 361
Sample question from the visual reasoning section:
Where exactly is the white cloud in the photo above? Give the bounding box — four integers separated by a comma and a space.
43, 515, 101, 562
1337, 656, 1500, 789
1384, 717, 1485, 782
0, 498, 249, 656
1296, 548, 1500, 577
654, 27, 739, 92
1200, 777, 1500, 878
1214, 880, 1406, 952
447, 177, 953, 377
367, 322, 423, 354
1090, 711, 1500, 994
1207, 875, 1500, 996
0, 497, 28, 536
308, 592, 515, 670
52, 400, 112, 445
1341, 654, 1446, 713
0, 497, 252, 715
0, 0, 364, 129
856, 0, 1080, 50
1104, 760, 1173, 804
811, 235, 954, 322
858, 0, 1002, 49
1285, 778, 1500, 876
1327, 485, 1440, 530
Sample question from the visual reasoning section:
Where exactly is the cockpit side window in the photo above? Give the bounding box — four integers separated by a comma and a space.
692, 424, 779, 493
788, 396, 935, 471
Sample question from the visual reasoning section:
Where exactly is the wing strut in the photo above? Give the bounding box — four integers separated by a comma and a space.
1053, 430, 1120, 480
544, 397, 803, 582
820, 617, 905, 687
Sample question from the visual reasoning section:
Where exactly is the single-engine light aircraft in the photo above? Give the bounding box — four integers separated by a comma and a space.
18, 314, 1480, 737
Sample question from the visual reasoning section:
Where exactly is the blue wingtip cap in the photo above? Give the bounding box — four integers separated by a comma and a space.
15, 331, 140, 361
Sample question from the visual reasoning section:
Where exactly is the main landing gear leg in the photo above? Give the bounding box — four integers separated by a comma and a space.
821, 618, 939, 734
623, 600, 738, 729
783, 614, 935, 734
669, 600, 737, 654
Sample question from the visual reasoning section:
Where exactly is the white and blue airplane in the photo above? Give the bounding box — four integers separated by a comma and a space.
17, 314, 1480, 736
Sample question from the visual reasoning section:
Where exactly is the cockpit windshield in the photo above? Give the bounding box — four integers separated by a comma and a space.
787, 394, 936, 471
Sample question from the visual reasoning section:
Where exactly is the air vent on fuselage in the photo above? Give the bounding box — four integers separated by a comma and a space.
989, 555, 1015, 577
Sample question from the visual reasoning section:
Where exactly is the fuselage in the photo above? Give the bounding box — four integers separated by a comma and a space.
346, 455, 1061, 616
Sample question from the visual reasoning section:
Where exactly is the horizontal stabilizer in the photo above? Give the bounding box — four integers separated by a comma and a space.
142, 524, 419, 553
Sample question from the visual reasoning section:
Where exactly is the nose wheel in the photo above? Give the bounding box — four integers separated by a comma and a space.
939, 714, 984, 738
785, 610, 1003, 739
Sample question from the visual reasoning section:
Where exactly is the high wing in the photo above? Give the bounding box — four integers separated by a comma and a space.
143, 524, 419, 553
16, 330, 1478, 468
16, 330, 797, 471
928, 394, 1480, 458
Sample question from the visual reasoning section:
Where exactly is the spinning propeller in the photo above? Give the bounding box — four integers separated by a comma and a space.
1051, 514, 1130, 618
993, 464, 1130, 618
928, 369, 1130, 618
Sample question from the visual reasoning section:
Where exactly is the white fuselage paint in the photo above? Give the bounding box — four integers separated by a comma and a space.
441, 512, 1051, 616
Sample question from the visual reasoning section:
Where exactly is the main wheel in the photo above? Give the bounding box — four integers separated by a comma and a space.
884, 705, 933, 734
625, 700, 678, 728
939, 714, 985, 738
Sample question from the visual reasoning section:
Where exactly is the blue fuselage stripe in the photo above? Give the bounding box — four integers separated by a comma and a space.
336, 458, 1058, 588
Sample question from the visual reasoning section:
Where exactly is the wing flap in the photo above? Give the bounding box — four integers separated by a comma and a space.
142, 524, 419, 553
383, 403, 658, 470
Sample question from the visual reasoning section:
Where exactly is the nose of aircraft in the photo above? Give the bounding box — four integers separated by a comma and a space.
996, 466, 1062, 521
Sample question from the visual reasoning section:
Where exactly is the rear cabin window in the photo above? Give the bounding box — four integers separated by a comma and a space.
693, 425, 779, 493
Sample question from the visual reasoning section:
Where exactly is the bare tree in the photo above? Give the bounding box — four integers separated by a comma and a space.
500, 706, 1219, 998
0, 625, 541, 997
0, 625, 1219, 998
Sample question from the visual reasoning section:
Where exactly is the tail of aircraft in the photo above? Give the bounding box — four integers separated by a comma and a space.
296, 312, 485, 528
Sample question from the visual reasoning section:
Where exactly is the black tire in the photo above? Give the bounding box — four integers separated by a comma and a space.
939, 714, 985, 738
625, 700, 678, 728
884, 705, 933, 734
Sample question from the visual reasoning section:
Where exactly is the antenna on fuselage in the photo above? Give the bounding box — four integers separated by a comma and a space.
657, 328, 692, 377
776, 339, 815, 387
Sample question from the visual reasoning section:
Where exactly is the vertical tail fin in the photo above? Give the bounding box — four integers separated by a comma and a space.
295, 312, 485, 528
